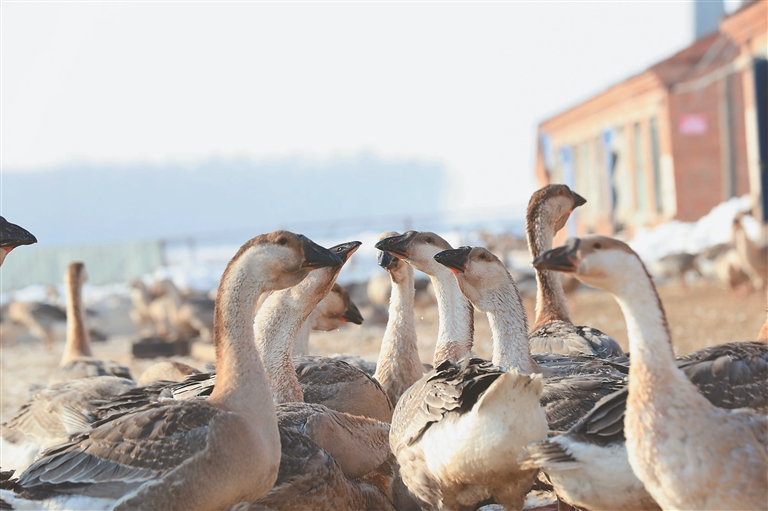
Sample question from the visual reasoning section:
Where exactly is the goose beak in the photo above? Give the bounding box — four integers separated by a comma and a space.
0, 217, 37, 249
341, 300, 364, 325
571, 191, 587, 209
434, 247, 471, 274
532, 240, 580, 273
374, 232, 414, 258
330, 241, 362, 263
377, 250, 398, 270
298, 235, 344, 269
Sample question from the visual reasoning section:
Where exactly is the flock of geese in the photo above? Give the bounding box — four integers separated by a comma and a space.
0, 185, 766, 511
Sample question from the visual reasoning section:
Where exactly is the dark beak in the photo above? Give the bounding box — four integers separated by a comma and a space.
374, 231, 415, 258
0, 217, 37, 248
532, 239, 580, 273
329, 241, 362, 263
299, 235, 344, 269
434, 246, 472, 273
571, 191, 587, 209
377, 250, 398, 270
341, 299, 364, 325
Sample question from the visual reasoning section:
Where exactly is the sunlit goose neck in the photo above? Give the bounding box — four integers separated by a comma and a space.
375, 230, 474, 366
435, 246, 537, 374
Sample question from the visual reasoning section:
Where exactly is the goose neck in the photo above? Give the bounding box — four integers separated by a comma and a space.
430, 268, 474, 366
255, 269, 338, 404
208, 260, 275, 412
62, 277, 91, 364
486, 282, 538, 374
374, 265, 423, 401
610, 265, 686, 389
291, 314, 313, 358
529, 218, 571, 328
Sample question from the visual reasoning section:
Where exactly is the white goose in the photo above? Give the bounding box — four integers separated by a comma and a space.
48, 262, 133, 384
2, 231, 342, 511
526, 184, 624, 359
382, 241, 553, 510
532, 236, 768, 511
375, 230, 474, 366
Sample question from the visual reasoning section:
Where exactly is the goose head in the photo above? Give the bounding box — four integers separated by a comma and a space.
65, 262, 88, 289
0, 216, 37, 266
376, 231, 412, 285
434, 246, 509, 313
311, 283, 364, 330
375, 230, 455, 277
236, 230, 343, 290
330, 240, 363, 263
532, 235, 645, 294
527, 184, 587, 235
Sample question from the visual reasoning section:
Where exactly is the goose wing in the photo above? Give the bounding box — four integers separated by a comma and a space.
16, 399, 221, 498
52, 358, 133, 382
391, 357, 503, 450
676, 341, 768, 412
3, 377, 135, 442
541, 373, 628, 433
530, 321, 625, 359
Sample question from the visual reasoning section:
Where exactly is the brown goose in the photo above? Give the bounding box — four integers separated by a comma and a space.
172, 241, 393, 423
291, 283, 363, 358
0, 216, 37, 266
526, 184, 624, 359
2, 231, 342, 511
229, 402, 395, 511
48, 262, 133, 384
528, 236, 768, 511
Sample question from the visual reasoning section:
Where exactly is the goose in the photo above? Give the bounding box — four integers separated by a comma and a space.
531, 235, 768, 511
7, 300, 67, 350
759, 307, 768, 342
0, 216, 37, 266
0, 376, 136, 474
433, 246, 628, 423
372, 233, 427, 406
291, 283, 364, 358
226, 402, 395, 511
384, 244, 550, 510
260, 241, 393, 423
1, 231, 343, 511
172, 241, 393, 423
136, 360, 202, 386
48, 262, 133, 384
526, 184, 624, 359
733, 212, 768, 290
128, 279, 155, 337
375, 230, 474, 366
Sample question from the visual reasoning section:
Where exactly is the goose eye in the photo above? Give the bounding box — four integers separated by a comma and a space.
425, 237, 434, 244
278, 237, 288, 246
479, 253, 487, 261
593, 242, 602, 249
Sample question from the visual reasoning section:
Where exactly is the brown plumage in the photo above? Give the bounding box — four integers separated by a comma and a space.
8, 231, 342, 510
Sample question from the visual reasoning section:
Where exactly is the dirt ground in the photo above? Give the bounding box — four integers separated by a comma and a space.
1, 279, 766, 422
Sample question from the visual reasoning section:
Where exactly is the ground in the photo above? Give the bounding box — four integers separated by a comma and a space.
1, 280, 765, 421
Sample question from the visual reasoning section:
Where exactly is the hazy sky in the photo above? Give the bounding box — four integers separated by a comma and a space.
2, 1, 697, 216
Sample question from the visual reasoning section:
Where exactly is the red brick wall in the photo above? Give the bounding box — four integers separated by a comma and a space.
668, 80, 723, 222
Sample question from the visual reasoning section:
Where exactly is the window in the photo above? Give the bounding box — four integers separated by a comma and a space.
633, 122, 647, 214
649, 117, 663, 213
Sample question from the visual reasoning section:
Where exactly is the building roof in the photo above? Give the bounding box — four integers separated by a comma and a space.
539, 1, 764, 131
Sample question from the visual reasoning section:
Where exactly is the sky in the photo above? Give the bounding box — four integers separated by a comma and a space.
2, 1, 701, 221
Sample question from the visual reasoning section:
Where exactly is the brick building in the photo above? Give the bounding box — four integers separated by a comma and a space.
535, 0, 767, 237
